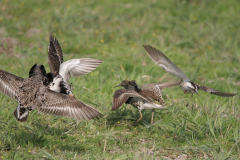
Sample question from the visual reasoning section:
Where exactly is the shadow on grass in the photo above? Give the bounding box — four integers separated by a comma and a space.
106, 107, 170, 127
1, 121, 87, 152
107, 108, 137, 124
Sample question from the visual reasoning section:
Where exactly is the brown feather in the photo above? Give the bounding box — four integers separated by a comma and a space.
0, 69, 24, 100
112, 89, 156, 111
196, 84, 237, 97
48, 34, 64, 74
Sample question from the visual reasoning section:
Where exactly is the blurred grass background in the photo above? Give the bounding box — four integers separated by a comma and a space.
0, 0, 240, 159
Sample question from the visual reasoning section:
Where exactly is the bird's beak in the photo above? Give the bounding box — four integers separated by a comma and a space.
114, 84, 122, 88
69, 92, 74, 97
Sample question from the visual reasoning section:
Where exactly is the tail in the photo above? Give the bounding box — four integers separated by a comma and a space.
13, 104, 29, 122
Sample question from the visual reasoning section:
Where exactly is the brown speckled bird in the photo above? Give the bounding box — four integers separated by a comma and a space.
112, 80, 180, 125
0, 64, 102, 122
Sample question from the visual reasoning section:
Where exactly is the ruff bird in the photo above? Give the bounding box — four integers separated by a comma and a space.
143, 44, 237, 97
113, 80, 180, 125
0, 64, 102, 122
45, 34, 103, 95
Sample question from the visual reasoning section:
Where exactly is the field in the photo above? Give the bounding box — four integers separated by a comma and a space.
0, 0, 240, 159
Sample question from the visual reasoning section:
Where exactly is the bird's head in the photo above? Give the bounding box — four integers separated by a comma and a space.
115, 80, 131, 89
29, 64, 47, 78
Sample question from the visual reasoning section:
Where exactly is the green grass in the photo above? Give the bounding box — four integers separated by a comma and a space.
0, 0, 240, 159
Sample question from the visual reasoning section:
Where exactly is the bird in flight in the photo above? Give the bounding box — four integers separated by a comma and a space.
143, 44, 237, 98
46, 34, 103, 95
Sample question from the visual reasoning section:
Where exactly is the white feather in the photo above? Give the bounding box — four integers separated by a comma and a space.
139, 102, 166, 110
49, 77, 63, 92
181, 82, 198, 94
59, 58, 103, 83
19, 109, 29, 119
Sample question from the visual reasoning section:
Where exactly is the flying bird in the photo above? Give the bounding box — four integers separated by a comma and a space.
143, 44, 237, 97
112, 80, 180, 125
0, 64, 102, 122
45, 34, 103, 95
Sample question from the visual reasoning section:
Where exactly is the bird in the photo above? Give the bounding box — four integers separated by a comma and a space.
143, 44, 237, 98
45, 34, 103, 95
112, 80, 181, 125
0, 64, 102, 122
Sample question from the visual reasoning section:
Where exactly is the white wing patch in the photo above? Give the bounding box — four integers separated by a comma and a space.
59, 58, 103, 83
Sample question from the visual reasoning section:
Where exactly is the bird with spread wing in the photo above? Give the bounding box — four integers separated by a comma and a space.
0, 64, 102, 122
112, 80, 180, 125
143, 44, 237, 98
45, 34, 103, 95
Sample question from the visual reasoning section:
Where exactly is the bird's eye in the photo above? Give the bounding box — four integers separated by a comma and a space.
53, 83, 55, 85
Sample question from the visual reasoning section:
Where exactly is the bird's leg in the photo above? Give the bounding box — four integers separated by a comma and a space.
134, 109, 142, 126
133, 104, 143, 126
151, 109, 155, 125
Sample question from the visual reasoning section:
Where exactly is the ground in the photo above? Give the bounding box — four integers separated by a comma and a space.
0, 0, 240, 159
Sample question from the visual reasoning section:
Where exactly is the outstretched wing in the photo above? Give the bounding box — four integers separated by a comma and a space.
141, 81, 181, 105
0, 69, 24, 100
59, 58, 103, 83
38, 89, 102, 120
112, 89, 153, 111
48, 34, 64, 74
196, 85, 237, 97
143, 44, 190, 82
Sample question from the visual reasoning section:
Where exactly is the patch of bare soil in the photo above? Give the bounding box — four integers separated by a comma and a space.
25, 28, 41, 37
0, 27, 25, 56
0, 37, 23, 55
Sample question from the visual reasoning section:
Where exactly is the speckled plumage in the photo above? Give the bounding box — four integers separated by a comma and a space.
0, 64, 102, 122
112, 80, 179, 125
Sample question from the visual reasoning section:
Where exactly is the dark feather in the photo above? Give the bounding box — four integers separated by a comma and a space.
196, 84, 237, 97
112, 89, 155, 111
48, 34, 64, 74
0, 69, 24, 100
29, 64, 37, 78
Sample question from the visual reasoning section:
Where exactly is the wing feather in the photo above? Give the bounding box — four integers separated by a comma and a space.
38, 89, 102, 120
48, 34, 63, 74
196, 85, 237, 97
112, 89, 154, 111
0, 69, 24, 100
141, 81, 181, 105
143, 45, 190, 82
59, 58, 103, 83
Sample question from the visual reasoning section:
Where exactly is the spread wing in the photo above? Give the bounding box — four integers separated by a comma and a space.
38, 89, 102, 120
196, 85, 237, 97
142, 81, 181, 90
112, 89, 153, 111
143, 45, 190, 82
138, 90, 163, 103
141, 81, 181, 105
59, 58, 103, 83
48, 34, 63, 74
0, 69, 24, 100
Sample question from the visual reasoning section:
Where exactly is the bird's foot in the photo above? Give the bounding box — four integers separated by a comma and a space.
127, 122, 138, 128
133, 121, 139, 126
